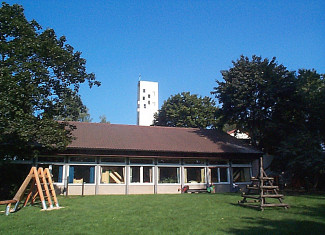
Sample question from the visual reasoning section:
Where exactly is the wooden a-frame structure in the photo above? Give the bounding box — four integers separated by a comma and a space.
238, 157, 289, 211
0, 167, 61, 215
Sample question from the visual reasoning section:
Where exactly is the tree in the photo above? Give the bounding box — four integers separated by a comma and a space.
0, 3, 100, 159
212, 55, 296, 151
274, 69, 325, 189
153, 92, 219, 128
213, 55, 325, 189
99, 115, 110, 124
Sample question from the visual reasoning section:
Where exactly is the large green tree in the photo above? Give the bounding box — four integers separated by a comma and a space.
0, 3, 100, 159
212, 55, 296, 151
213, 55, 325, 189
153, 92, 219, 128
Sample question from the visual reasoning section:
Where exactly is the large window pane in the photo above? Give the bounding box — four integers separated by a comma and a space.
101, 157, 125, 163
69, 165, 95, 184
70, 157, 95, 162
185, 167, 205, 183
158, 167, 179, 183
219, 168, 228, 182
101, 166, 125, 184
183, 159, 205, 165
130, 158, 153, 164
39, 164, 63, 183
233, 167, 251, 182
210, 168, 218, 183
130, 166, 140, 183
38, 157, 65, 162
143, 166, 152, 183
157, 158, 180, 164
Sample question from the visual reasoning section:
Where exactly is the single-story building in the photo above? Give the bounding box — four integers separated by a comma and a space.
25, 122, 262, 195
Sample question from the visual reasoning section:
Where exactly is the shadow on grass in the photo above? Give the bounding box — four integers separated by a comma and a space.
287, 203, 325, 221
224, 217, 325, 235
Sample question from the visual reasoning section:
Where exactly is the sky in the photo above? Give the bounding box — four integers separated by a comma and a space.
5, 0, 325, 125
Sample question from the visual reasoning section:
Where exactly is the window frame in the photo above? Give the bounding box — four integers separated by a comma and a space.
100, 165, 126, 185
158, 166, 180, 184
232, 162, 252, 184
129, 159, 154, 184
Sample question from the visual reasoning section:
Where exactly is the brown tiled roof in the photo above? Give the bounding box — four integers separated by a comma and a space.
66, 122, 260, 155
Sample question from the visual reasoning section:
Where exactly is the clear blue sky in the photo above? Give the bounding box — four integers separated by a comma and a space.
6, 0, 325, 124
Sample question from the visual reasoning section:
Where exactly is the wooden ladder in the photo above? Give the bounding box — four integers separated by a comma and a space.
1, 167, 61, 215
238, 157, 289, 211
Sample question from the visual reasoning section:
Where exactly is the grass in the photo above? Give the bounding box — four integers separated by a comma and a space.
1, 193, 325, 235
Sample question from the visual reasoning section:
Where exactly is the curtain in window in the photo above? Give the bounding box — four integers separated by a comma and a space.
58, 166, 63, 183
69, 166, 74, 183
89, 166, 95, 183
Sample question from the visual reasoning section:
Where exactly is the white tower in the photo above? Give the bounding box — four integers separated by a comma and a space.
137, 80, 158, 126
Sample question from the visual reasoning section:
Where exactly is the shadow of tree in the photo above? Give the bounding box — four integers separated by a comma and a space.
223, 216, 325, 235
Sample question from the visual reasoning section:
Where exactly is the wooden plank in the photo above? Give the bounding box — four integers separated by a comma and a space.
0, 200, 17, 205
242, 195, 260, 199
261, 203, 289, 207
260, 186, 279, 189
44, 168, 59, 208
246, 186, 259, 190
261, 194, 284, 198
33, 167, 47, 210
260, 177, 274, 180
38, 168, 53, 209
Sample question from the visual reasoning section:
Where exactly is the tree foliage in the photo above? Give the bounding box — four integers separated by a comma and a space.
0, 3, 100, 159
212, 55, 296, 150
153, 92, 219, 128
213, 55, 325, 189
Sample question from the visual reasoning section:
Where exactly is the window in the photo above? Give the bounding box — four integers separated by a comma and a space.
183, 159, 205, 165
148, 100, 150, 105
210, 167, 229, 183
130, 166, 153, 183
38, 164, 63, 183
69, 165, 95, 184
38, 156, 65, 163
148, 94, 151, 98
69, 157, 95, 163
101, 166, 124, 184
158, 158, 180, 164
130, 158, 153, 164
143, 89, 146, 93
158, 167, 180, 183
184, 167, 205, 183
143, 96, 145, 100
233, 167, 251, 182
144, 104, 146, 109
101, 157, 125, 163
208, 160, 228, 165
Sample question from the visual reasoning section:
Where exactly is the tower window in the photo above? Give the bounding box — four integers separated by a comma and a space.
143, 96, 145, 100
148, 101, 150, 105
143, 89, 146, 93
144, 104, 146, 109
148, 94, 151, 98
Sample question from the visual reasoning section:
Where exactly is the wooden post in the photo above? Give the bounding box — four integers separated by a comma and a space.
66, 176, 69, 197
38, 168, 53, 209
44, 168, 60, 208
32, 167, 47, 210
82, 181, 85, 196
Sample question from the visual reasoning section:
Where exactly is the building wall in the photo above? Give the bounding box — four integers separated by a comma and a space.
137, 81, 159, 126
33, 156, 256, 195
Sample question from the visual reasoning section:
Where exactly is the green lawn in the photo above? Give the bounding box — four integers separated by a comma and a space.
1, 193, 325, 235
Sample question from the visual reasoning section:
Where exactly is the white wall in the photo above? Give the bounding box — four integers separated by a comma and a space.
137, 81, 158, 126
